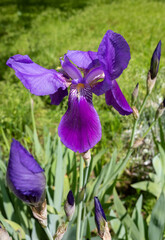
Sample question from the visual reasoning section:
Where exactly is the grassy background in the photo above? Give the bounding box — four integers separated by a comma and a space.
0, 0, 165, 157
0, 0, 165, 238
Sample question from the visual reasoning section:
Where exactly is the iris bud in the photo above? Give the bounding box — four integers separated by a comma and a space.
64, 190, 75, 221
6, 139, 47, 227
0, 227, 12, 240
94, 197, 111, 239
150, 41, 161, 80
147, 41, 161, 94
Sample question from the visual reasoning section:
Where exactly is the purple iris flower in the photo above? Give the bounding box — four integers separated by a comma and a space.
6, 139, 46, 204
6, 30, 132, 153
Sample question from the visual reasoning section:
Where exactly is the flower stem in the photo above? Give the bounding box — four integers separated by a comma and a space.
80, 205, 86, 240
142, 120, 156, 138
113, 92, 150, 175
44, 227, 53, 240
80, 158, 91, 240
84, 159, 90, 190
76, 157, 84, 240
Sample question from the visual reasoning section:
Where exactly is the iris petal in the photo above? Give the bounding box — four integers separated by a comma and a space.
50, 87, 68, 105
105, 80, 132, 115
60, 55, 83, 80
92, 77, 112, 96
85, 67, 104, 84
6, 139, 46, 204
66, 50, 99, 69
58, 86, 101, 153
98, 30, 131, 80
6, 54, 67, 96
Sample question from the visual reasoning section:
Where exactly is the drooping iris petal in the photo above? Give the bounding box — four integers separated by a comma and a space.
66, 50, 99, 69
58, 85, 102, 153
6, 139, 46, 204
6, 54, 67, 96
105, 80, 132, 115
91, 77, 112, 96
60, 55, 83, 80
98, 30, 130, 80
50, 87, 68, 105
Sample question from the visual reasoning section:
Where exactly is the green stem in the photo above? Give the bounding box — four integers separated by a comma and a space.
76, 157, 84, 240
44, 227, 53, 240
79, 158, 91, 240
139, 93, 149, 115
84, 159, 90, 189
80, 205, 86, 240
113, 92, 150, 175
142, 120, 156, 138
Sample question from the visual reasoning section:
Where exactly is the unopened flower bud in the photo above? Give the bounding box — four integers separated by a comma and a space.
150, 41, 161, 80
53, 223, 68, 240
6, 139, 47, 227
155, 99, 165, 119
94, 197, 111, 239
0, 227, 12, 240
147, 41, 161, 94
64, 190, 75, 221
132, 83, 139, 104
132, 106, 139, 119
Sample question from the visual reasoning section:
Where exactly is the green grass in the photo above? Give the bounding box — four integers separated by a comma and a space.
0, 0, 165, 156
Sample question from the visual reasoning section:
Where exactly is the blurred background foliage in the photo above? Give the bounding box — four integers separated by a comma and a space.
0, 0, 165, 239
1, 0, 165, 152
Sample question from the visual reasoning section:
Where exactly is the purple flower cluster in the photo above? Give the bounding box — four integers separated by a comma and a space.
7, 30, 132, 153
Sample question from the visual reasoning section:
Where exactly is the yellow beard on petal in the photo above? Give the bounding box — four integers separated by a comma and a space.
77, 83, 85, 92
76, 83, 85, 101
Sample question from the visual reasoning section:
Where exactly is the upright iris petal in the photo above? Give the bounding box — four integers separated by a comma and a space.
58, 85, 102, 153
98, 30, 131, 80
66, 50, 99, 70
6, 139, 46, 204
60, 55, 83, 80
